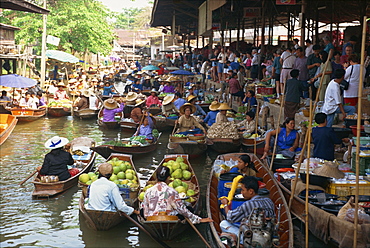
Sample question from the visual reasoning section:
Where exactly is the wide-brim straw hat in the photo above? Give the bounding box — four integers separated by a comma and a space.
98, 163, 113, 176
103, 99, 119, 109
180, 103, 196, 114
217, 103, 231, 111
57, 82, 66, 87
187, 95, 197, 102
163, 94, 175, 105
68, 79, 77, 84
145, 76, 151, 80
209, 101, 220, 111
313, 161, 345, 179
150, 89, 158, 94
126, 92, 138, 102
44, 136, 69, 149
135, 99, 146, 107
91, 78, 99, 82
82, 90, 90, 98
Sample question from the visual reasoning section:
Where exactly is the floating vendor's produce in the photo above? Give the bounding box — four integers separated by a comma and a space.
207, 122, 241, 153
47, 100, 72, 117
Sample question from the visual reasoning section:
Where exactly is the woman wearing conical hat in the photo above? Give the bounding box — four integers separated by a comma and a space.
73, 90, 90, 110
215, 103, 231, 123
187, 95, 206, 117
204, 101, 220, 127
102, 98, 124, 122
176, 103, 206, 135
161, 94, 179, 117
54, 82, 69, 100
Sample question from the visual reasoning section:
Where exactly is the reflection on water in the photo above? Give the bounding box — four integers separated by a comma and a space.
0, 116, 212, 247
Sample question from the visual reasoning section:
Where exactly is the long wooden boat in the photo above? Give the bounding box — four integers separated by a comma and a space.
73, 108, 99, 119
47, 106, 71, 117
206, 153, 294, 248
0, 104, 11, 114
167, 138, 207, 157
241, 138, 265, 155
79, 153, 140, 231
148, 106, 161, 116
11, 108, 46, 122
277, 179, 370, 247
120, 120, 138, 133
138, 154, 200, 240
97, 108, 122, 129
152, 116, 172, 131
32, 137, 96, 198
207, 138, 242, 153
0, 114, 17, 145
90, 133, 161, 159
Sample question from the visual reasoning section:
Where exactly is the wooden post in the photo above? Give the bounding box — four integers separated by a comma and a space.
253, 18, 257, 45
315, 4, 319, 44
353, 15, 367, 248
287, 11, 291, 47
40, 0, 47, 88
300, 0, 306, 47
254, 102, 259, 155
305, 100, 313, 248
261, 0, 266, 54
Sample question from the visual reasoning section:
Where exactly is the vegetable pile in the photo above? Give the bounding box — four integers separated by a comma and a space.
207, 122, 240, 139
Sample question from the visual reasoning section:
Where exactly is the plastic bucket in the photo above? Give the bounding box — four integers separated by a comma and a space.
218, 173, 241, 198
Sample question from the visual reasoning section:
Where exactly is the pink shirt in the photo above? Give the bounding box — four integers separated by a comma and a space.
146, 95, 161, 107
54, 90, 69, 100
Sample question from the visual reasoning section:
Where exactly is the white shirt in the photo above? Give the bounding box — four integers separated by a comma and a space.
228, 52, 235, 62
251, 54, 259, 65
200, 61, 208, 74
19, 97, 37, 109
322, 80, 341, 115
343, 64, 365, 98
305, 45, 313, 57
217, 52, 227, 63
280, 51, 296, 68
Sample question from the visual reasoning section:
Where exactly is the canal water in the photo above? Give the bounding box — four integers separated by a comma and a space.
0, 116, 214, 247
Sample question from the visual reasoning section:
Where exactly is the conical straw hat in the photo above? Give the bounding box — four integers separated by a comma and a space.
313, 161, 345, 179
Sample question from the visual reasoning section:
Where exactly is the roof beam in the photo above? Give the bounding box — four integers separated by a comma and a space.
174, 0, 199, 10
173, 7, 198, 19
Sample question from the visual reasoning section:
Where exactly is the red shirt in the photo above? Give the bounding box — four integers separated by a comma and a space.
228, 78, 241, 94
146, 95, 161, 107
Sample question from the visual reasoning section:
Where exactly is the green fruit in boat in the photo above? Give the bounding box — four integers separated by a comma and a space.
186, 197, 195, 203
133, 175, 137, 181
88, 172, 96, 179
125, 162, 132, 169
168, 182, 174, 188
119, 163, 127, 172
180, 162, 188, 170
172, 162, 180, 170
182, 181, 189, 191
109, 174, 118, 181
143, 184, 154, 191
85, 180, 92, 185
126, 173, 133, 180
113, 166, 120, 175
172, 169, 182, 179
121, 179, 129, 185
114, 180, 120, 184
167, 165, 173, 174
175, 186, 186, 193
173, 179, 182, 188
79, 173, 90, 183
176, 156, 184, 163
187, 189, 195, 196
117, 171, 126, 179
91, 175, 98, 182
163, 162, 168, 167
139, 192, 145, 201
182, 170, 192, 180
125, 169, 134, 175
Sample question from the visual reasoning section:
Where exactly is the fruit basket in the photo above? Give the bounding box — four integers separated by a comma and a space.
170, 135, 188, 142
187, 134, 205, 141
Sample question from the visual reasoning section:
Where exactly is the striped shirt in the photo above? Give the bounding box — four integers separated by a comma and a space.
226, 195, 275, 223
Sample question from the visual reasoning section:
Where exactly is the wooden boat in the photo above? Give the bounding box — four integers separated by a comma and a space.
32, 137, 96, 198
0, 104, 11, 114
97, 108, 122, 129
167, 137, 207, 157
0, 114, 17, 145
120, 120, 138, 133
206, 153, 294, 248
207, 138, 242, 153
148, 106, 161, 116
152, 116, 172, 131
90, 134, 161, 159
241, 137, 266, 155
11, 108, 46, 122
79, 153, 140, 231
277, 179, 370, 247
47, 106, 71, 117
138, 154, 200, 240
73, 108, 99, 119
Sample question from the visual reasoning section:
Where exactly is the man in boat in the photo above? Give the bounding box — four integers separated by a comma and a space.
142, 165, 212, 224
87, 163, 140, 215
36, 92, 47, 108
187, 95, 206, 118
0, 90, 11, 106
36, 136, 74, 181
174, 92, 186, 110
220, 176, 275, 243
102, 98, 124, 122
215, 103, 231, 123
161, 94, 180, 117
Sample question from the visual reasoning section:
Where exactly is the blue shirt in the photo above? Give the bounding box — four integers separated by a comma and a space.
87, 177, 134, 214
103, 85, 114, 96
230, 62, 240, 71
174, 98, 186, 110
204, 110, 218, 126
273, 56, 281, 74
312, 126, 342, 161
242, 96, 257, 106
324, 43, 334, 53
277, 128, 297, 149
194, 104, 206, 116
132, 83, 143, 91
137, 115, 154, 139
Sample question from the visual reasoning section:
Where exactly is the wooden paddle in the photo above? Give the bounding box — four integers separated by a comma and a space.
185, 218, 211, 248
19, 170, 38, 185
120, 212, 171, 248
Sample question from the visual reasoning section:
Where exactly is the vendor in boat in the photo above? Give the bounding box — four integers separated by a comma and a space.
174, 92, 186, 110
220, 176, 275, 242
215, 103, 231, 123
146, 89, 161, 107
142, 76, 152, 90
0, 90, 11, 106
176, 103, 206, 135
102, 98, 124, 122
19, 92, 37, 109
36, 136, 74, 181
130, 99, 145, 123
186, 95, 206, 118
36, 92, 47, 109
222, 154, 258, 177
236, 111, 256, 133
162, 81, 175, 93
134, 112, 154, 140
204, 101, 220, 127
54, 82, 69, 100
261, 117, 301, 159
87, 162, 140, 215
142, 165, 212, 224
162, 94, 180, 117
102, 82, 116, 96
73, 90, 89, 110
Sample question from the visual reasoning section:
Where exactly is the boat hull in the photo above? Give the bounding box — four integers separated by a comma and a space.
0, 114, 17, 145
73, 109, 99, 119
11, 109, 46, 122
48, 107, 71, 117
207, 138, 242, 153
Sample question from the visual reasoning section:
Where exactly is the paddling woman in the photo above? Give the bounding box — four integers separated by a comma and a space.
225, 154, 258, 177
36, 136, 74, 181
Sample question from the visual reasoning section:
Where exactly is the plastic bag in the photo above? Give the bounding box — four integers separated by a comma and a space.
344, 208, 370, 224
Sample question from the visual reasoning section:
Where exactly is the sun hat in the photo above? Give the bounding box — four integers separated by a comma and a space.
81, 90, 90, 98
91, 78, 98, 82
135, 99, 146, 107
57, 82, 66, 87
163, 94, 175, 105
217, 103, 231, 111
150, 89, 158, 94
180, 103, 196, 114
103, 99, 119, 109
145, 76, 151, 80
98, 163, 113, 176
126, 92, 138, 102
313, 161, 345, 179
209, 101, 220, 111
44, 136, 69, 149
68, 79, 77, 84
187, 95, 197, 102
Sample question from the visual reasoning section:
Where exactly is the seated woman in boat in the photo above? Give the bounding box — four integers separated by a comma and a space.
187, 95, 206, 118
54, 82, 69, 100
142, 165, 212, 224
215, 103, 231, 123
220, 176, 275, 243
130, 99, 145, 123
242, 90, 257, 112
36, 136, 74, 181
236, 111, 256, 133
204, 101, 220, 127
73, 90, 89, 110
161, 95, 180, 117
87, 163, 140, 214
142, 76, 152, 90
36, 92, 47, 108
19, 92, 37, 109
102, 98, 124, 122
162, 81, 175, 93
176, 103, 206, 135
261, 117, 301, 159
146, 90, 161, 107
134, 112, 154, 140
222, 154, 257, 177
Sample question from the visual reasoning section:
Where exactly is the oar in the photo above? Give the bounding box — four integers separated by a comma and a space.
19, 170, 38, 185
185, 218, 211, 248
120, 212, 171, 248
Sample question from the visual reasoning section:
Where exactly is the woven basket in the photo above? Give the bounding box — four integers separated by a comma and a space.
302, 109, 310, 117
188, 135, 205, 141
170, 135, 188, 142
